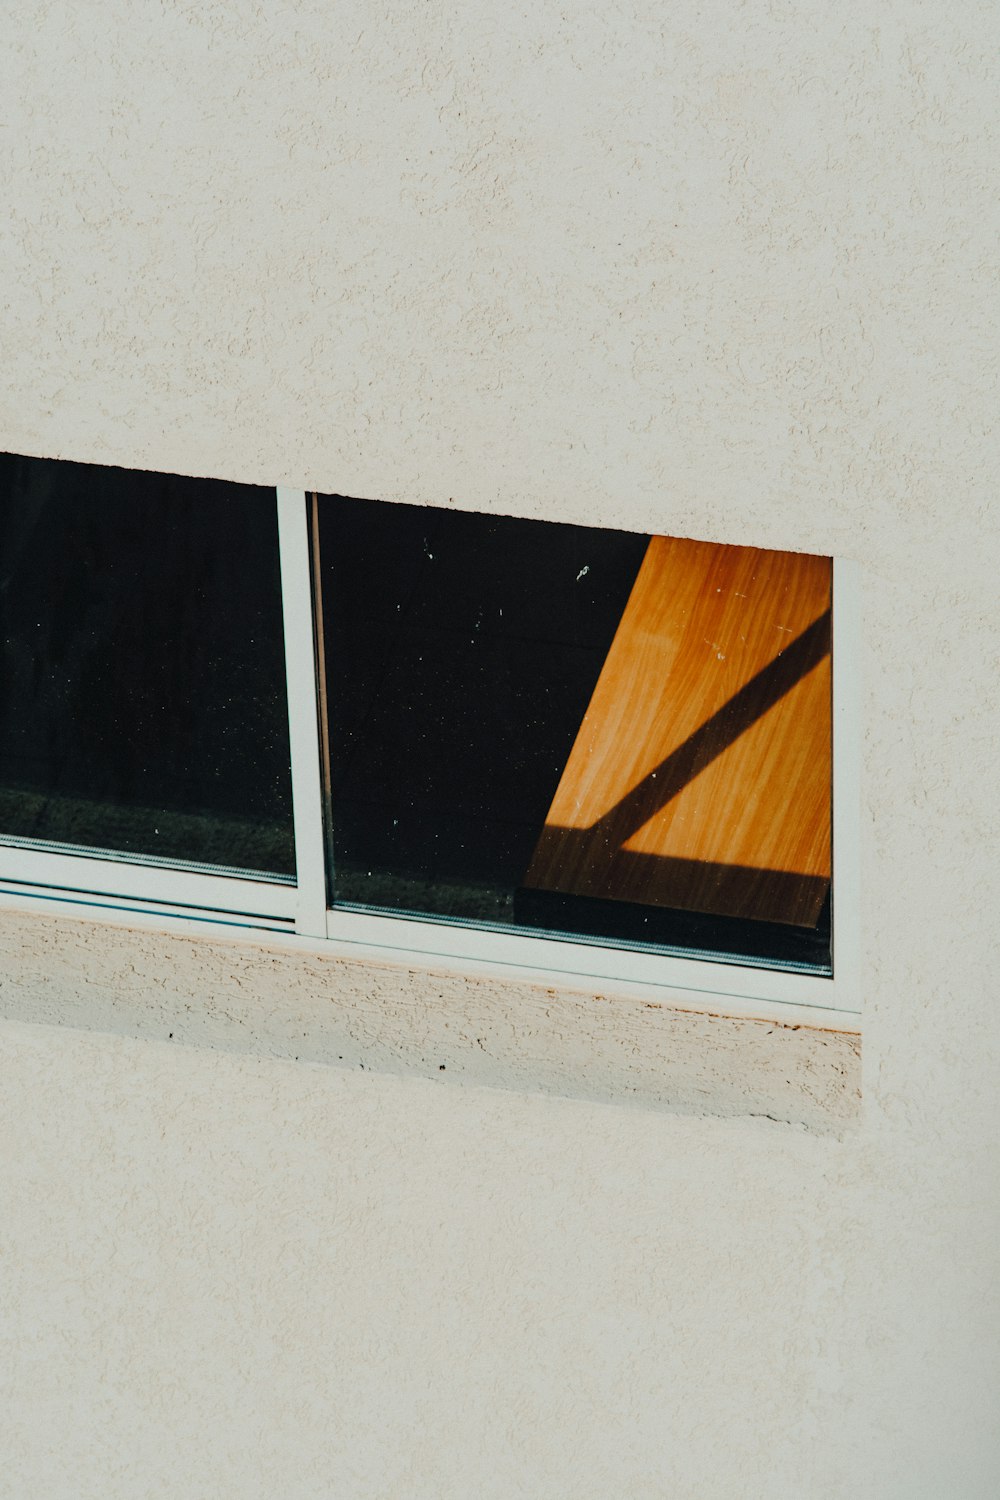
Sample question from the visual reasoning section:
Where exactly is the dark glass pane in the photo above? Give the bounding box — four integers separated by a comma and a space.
0, 453, 294, 876
318, 496, 833, 974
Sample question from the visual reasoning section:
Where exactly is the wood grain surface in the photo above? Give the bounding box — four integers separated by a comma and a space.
523, 536, 832, 927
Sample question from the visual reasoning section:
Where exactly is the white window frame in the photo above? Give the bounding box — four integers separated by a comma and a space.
0, 480, 861, 1026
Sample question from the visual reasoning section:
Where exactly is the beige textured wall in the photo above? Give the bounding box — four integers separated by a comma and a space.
2, 1, 1000, 1495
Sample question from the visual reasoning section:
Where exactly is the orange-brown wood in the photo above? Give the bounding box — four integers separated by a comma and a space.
523, 536, 832, 927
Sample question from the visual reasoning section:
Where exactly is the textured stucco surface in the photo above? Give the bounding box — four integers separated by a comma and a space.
0, 907, 860, 1131
2, 0, 1000, 1495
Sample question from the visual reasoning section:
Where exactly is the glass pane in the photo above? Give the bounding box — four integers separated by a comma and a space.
0, 453, 294, 877
317, 495, 832, 973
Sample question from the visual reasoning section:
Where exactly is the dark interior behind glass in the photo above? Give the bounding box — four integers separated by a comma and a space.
0, 453, 294, 876
316, 495, 832, 973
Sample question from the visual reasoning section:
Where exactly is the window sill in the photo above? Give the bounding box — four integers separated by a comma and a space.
0, 896, 860, 1133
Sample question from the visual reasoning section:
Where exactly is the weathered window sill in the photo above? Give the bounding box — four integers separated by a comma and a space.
0, 904, 860, 1132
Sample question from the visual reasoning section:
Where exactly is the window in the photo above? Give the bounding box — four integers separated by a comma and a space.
315, 494, 833, 973
0, 454, 860, 1018
0, 455, 293, 875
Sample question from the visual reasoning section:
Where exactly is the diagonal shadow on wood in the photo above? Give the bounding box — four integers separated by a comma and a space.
587, 607, 832, 849
523, 608, 833, 926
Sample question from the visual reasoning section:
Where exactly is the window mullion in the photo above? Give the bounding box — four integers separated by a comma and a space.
276, 487, 328, 936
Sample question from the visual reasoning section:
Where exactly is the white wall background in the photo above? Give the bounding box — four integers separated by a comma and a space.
2, 1, 999, 1494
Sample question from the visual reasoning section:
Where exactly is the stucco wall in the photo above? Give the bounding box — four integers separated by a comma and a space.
2, 1, 1000, 1495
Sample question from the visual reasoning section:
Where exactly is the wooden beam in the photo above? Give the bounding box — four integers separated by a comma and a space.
523, 536, 832, 927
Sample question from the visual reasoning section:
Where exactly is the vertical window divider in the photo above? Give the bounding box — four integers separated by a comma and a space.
308, 492, 336, 894
276, 487, 328, 936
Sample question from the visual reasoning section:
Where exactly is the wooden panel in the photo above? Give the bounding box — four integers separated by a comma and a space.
523, 536, 832, 927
